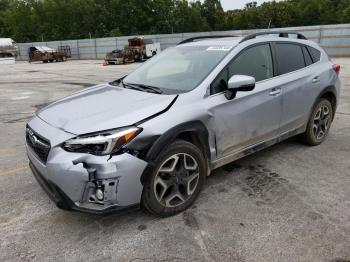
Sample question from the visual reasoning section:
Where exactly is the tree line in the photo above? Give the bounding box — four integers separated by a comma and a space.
0, 0, 350, 43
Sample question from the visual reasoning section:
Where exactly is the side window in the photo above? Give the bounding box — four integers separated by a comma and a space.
210, 44, 273, 95
275, 43, 305, 75
307, 46, 321, 62
228, 44, 273, 82
302, 46, 313, 66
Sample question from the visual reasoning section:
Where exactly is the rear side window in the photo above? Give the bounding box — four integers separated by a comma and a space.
302, 46, 313, 66
307, 46, 321, 62
275, 43, 305, 75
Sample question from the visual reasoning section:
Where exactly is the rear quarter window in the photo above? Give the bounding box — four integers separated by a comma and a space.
307, 46, 321, 62
275, 43, 305, 75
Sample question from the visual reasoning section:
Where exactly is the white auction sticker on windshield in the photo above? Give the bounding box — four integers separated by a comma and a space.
206, 46, 232, 51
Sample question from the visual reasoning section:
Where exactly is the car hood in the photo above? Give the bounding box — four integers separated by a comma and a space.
37, 83, 177, 134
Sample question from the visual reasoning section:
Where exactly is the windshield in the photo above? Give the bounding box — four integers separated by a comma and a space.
123, 45, 232, 94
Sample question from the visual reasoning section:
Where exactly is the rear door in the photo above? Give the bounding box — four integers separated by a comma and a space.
273, 42, 321, 134
207, 43, 283, 158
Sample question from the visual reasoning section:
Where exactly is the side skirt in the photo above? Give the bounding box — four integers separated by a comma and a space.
210, 125, 305, 171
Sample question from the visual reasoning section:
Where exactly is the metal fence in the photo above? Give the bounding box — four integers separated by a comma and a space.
16, 23, 350, 61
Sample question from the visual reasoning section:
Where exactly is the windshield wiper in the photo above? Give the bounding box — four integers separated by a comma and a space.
122, 81, 163, 94
120, 80, 142, 91
136, 84, 163, 94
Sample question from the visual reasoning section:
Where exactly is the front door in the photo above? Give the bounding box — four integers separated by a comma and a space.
206, 43, 283, 159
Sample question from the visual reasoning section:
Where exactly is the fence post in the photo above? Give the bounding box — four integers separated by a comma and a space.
77, 40, 80, 60
94, 38, 97, 59
318, 26, 323, 44
17, 47, 19, 61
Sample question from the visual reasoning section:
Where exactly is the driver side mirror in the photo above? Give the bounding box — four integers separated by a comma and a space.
225, 75, 256, 100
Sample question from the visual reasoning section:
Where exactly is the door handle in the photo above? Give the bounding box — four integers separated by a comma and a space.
312, 76, 320, 83
269, 88, 281, 96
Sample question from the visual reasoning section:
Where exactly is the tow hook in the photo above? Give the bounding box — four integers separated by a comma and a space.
72, 158, 119, 205
83, 178, 119, 205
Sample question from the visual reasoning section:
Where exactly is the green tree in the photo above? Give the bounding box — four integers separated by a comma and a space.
201, 0, 226, 30
1, 0, 350, 42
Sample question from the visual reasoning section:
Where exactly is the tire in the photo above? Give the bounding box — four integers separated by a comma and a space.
142, 140, 206, 217
140, 54, 146, 62
301, 98, 333, 146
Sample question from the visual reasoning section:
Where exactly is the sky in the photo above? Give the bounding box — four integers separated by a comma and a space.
219, 0, 274, 11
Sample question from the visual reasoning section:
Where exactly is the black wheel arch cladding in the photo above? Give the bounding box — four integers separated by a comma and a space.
131, 121, 210, 185
145, 121, 209, 161
312, 85, 337, 119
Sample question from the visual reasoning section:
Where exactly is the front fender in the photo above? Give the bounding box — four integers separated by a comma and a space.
127, 121, 211, 185
143, 121, 210, 162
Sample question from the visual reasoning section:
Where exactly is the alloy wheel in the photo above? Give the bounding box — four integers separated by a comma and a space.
154, 153, 200, 207
313, 104, 331, 140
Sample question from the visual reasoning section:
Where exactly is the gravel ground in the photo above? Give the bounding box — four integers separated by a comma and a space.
0, 59, 349, 262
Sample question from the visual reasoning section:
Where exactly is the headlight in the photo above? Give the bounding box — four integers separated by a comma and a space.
62, 126, 141, 155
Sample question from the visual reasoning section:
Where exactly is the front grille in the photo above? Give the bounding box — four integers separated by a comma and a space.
26, 126, 51, 163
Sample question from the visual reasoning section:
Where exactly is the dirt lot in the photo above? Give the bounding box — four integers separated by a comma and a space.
0, 59, 349, 262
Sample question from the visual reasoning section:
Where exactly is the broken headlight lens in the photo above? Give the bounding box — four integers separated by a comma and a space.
63, 127, 141, 155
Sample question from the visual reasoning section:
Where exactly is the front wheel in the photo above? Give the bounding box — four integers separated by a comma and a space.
142, 140, 206, 217
302, 99, 333, 146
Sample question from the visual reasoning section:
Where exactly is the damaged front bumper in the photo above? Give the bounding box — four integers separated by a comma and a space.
26, 118, 148, 214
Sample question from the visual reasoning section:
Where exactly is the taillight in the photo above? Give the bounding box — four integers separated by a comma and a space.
333, 64, 340, 76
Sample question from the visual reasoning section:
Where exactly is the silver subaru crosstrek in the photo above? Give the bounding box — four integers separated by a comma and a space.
26, 31, 341, 216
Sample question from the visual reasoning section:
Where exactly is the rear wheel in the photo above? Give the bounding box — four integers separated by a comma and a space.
302, 99, 333, 146
142, 140, 206, 217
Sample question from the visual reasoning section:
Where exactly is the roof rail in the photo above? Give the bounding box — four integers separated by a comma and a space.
177, 35, 238, 45
239, 31, 307, 43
